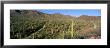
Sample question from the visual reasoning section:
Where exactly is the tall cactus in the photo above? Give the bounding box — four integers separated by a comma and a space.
71, 20, 74, 38
32, 33, 34, 39
62, 31, 64, 39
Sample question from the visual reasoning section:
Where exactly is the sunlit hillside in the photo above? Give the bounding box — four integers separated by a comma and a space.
10, 10, 101, 39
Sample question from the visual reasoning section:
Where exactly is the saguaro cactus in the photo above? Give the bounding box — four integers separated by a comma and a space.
71, 20, 74, 38
33, 33, 34, 39
62, 31, 64, 39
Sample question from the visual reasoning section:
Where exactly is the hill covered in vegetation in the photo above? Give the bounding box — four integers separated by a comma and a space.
10, 10, 101, 39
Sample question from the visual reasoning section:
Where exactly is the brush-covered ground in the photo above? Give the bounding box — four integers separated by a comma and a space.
10, 10, 101, 39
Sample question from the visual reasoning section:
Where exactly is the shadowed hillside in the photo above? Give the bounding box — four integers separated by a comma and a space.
10, 10, 101, 39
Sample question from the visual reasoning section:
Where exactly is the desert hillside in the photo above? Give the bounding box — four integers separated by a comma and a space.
10, 10, 101, 39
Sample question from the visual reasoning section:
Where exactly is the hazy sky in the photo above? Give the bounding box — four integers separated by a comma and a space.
38, 9, 101, 16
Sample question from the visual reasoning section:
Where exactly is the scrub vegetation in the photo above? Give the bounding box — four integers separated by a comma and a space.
10, 10, 101, 39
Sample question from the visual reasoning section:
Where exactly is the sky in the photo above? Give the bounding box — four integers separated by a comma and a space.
38, 9, 101, 17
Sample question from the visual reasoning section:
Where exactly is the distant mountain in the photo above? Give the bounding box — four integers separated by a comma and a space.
10, 10, 45, 16
78, 15, 101, 21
